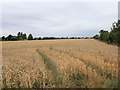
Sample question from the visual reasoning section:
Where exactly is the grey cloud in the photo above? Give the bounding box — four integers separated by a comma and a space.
2, 2, 118, 37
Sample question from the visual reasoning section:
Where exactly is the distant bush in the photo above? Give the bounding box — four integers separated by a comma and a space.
93, 35, 100, 39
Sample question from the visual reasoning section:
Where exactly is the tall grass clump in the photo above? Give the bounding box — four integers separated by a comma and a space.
68, 72, 87, 88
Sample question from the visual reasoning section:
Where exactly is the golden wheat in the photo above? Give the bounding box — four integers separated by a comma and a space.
2, 39, 118, 88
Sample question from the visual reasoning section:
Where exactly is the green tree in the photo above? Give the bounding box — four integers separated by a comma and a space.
17, 32, 23, 40
28, 34, 33, 40
11, 36, 18, 41
93, 34, 100, 39
17, 32, 21, 40
22, 33, 27, 40
117, 20, 120, 45
109, 21, 120, 45
38, 37, 41, 40
94, 20, 120, 45
20, 32, 23, 40
2, 36, 6, 41
99, 30, 109, 42
6, 34, 13, 41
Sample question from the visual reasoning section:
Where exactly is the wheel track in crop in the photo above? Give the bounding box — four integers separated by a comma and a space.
36, 49, 63, 87
50, 48, 118, 87
54, 49, 114, 76
43, 47, 106, 87
37, 48, 118, 88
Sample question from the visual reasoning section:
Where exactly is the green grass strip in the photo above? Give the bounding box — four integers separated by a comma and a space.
36, 49, 63, 85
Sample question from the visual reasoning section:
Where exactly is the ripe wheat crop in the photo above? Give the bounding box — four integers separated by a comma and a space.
2, 39, 118, 88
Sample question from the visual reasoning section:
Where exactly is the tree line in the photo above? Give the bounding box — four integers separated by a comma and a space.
93, 20, 120, 46
1, 32, 33, 41
2, 20, 119, 43
1, 32, 93, 41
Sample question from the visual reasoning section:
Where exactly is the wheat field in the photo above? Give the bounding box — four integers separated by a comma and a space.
2, 39, 118, 88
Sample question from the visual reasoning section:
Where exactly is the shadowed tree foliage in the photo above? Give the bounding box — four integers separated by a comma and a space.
38, 37, 41, 40
1, 32, 28, 41
22, 33, 27, 40
2, 36, 6, 41
99, 30, 109, 42
17, 32, 27, 40
93, 35, 100, 39
6, 34, 13, 41
93, 20, 120, 45
117, 20, 120, 45
109, 21, 120, 45
28, 34, 33, 40
11, 36, 18, 41
17, 32, 22, 40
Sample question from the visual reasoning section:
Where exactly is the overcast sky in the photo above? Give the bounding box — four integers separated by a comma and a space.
1, 0, 119, 37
